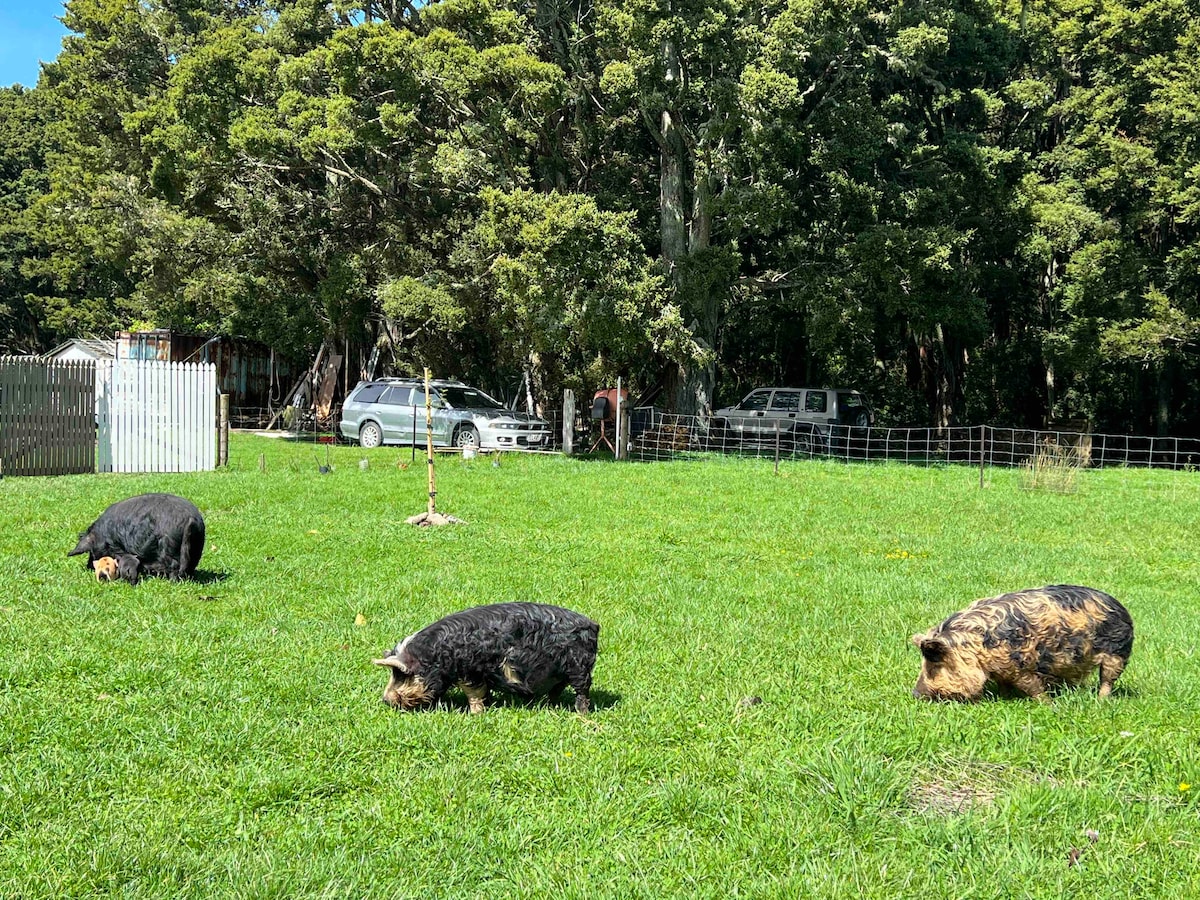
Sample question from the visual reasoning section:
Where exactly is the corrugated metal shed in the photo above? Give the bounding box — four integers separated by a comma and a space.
115, 330, 290, 409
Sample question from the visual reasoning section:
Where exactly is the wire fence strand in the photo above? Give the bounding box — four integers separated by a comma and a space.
621, 412, 1200, 472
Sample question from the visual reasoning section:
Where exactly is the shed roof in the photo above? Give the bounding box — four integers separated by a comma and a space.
44, 338, 117, 360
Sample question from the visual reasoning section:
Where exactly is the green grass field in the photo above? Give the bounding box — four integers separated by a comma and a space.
2, 435, 1199, 898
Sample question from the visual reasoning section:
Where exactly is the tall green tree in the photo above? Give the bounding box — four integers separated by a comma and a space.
14, 0, 1200, 434
1011, 0, 1200, 433
0, 86, 53, 353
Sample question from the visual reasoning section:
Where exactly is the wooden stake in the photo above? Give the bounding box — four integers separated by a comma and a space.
424, 367, 436, 515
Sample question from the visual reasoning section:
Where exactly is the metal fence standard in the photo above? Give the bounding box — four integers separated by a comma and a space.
0, 357, 97, 476
624, 410, 1200, 472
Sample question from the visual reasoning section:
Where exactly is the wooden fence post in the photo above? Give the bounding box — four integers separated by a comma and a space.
563, 389, 575, 455
614, 377, 625, 459
424, 367, 436, 515
219, 393, 230, 466
617, 406, 631, 460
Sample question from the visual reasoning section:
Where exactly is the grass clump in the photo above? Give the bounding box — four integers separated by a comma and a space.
1021, 441, 1082, 494
1, 436, 1199, 898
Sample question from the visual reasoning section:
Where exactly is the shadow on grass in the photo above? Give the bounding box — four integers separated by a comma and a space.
1105, 683, 1140, 699
419, 687, 622, 714
189, 569, 231, 585
245, 429, 342, 445
969, 680, 1140, 702
75, 566, 232, 587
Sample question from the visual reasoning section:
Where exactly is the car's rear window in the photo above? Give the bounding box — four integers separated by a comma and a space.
838, 393, 864, 408
804, 391, 828, 413
379, 387, 413, 405
350, 383, 387, 404
770, 391, 802, 411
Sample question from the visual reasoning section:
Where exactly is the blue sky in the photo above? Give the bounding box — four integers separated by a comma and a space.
0, 0, 71, 88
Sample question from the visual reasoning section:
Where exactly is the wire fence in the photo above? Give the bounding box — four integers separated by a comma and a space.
622, 410, 1200, 472
260, 393, 1200, 473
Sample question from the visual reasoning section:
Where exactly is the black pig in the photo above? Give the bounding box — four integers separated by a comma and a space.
374, 602, 600, 714
68, 493, 205, 585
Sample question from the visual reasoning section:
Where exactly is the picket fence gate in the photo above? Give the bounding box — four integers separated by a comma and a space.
98, 360, 217, 473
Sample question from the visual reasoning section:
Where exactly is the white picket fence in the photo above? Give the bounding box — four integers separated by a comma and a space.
98, 360, 218, 473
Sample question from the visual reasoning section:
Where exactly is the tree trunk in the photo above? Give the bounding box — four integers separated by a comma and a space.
1044, 357, 1056, 424
526, 351, 545, 417
670, 170, 719, 416
659, 32, 720, 418
659, 131, 685, 262
1155, 362, 1170, 436
932, 323, 961, 431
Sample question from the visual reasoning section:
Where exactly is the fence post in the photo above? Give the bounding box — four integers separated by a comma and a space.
979, 424, 985, 488
774, 420, 781, 474
219, 393, 230, 466
614, 377, 623, 459
424, 368, 436, 515
563, 388, 575, 455
616, 406, 631, 460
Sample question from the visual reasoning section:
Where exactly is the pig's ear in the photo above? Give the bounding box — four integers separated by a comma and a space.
67, 533, 92, 557
914, 635, 949, 663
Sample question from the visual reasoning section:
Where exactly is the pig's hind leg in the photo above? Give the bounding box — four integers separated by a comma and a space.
178, 519, 204, 578
1095, 653, 1127, 698
566, 669, 593, 715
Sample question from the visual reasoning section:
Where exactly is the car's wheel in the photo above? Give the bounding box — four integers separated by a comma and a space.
852, 410, 870, 428
359, 420, 383, 449
792, 429, 814, 455
454, 425, 480, 450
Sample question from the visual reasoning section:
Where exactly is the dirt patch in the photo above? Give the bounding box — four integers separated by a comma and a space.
908, 761, 1009, 815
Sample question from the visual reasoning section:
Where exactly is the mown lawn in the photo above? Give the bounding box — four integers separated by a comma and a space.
2, 434, 1199, 898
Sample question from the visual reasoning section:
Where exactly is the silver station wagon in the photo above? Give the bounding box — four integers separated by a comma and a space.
339, 378, 552, 451
711, 387, 874, 447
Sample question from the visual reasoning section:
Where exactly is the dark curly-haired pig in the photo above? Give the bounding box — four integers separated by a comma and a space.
911, 584, 1133, 702
68, 493, 205, 585
373, 602, 600, 714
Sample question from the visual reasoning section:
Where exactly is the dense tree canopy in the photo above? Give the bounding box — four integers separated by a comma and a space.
2, 0, 1200, 432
